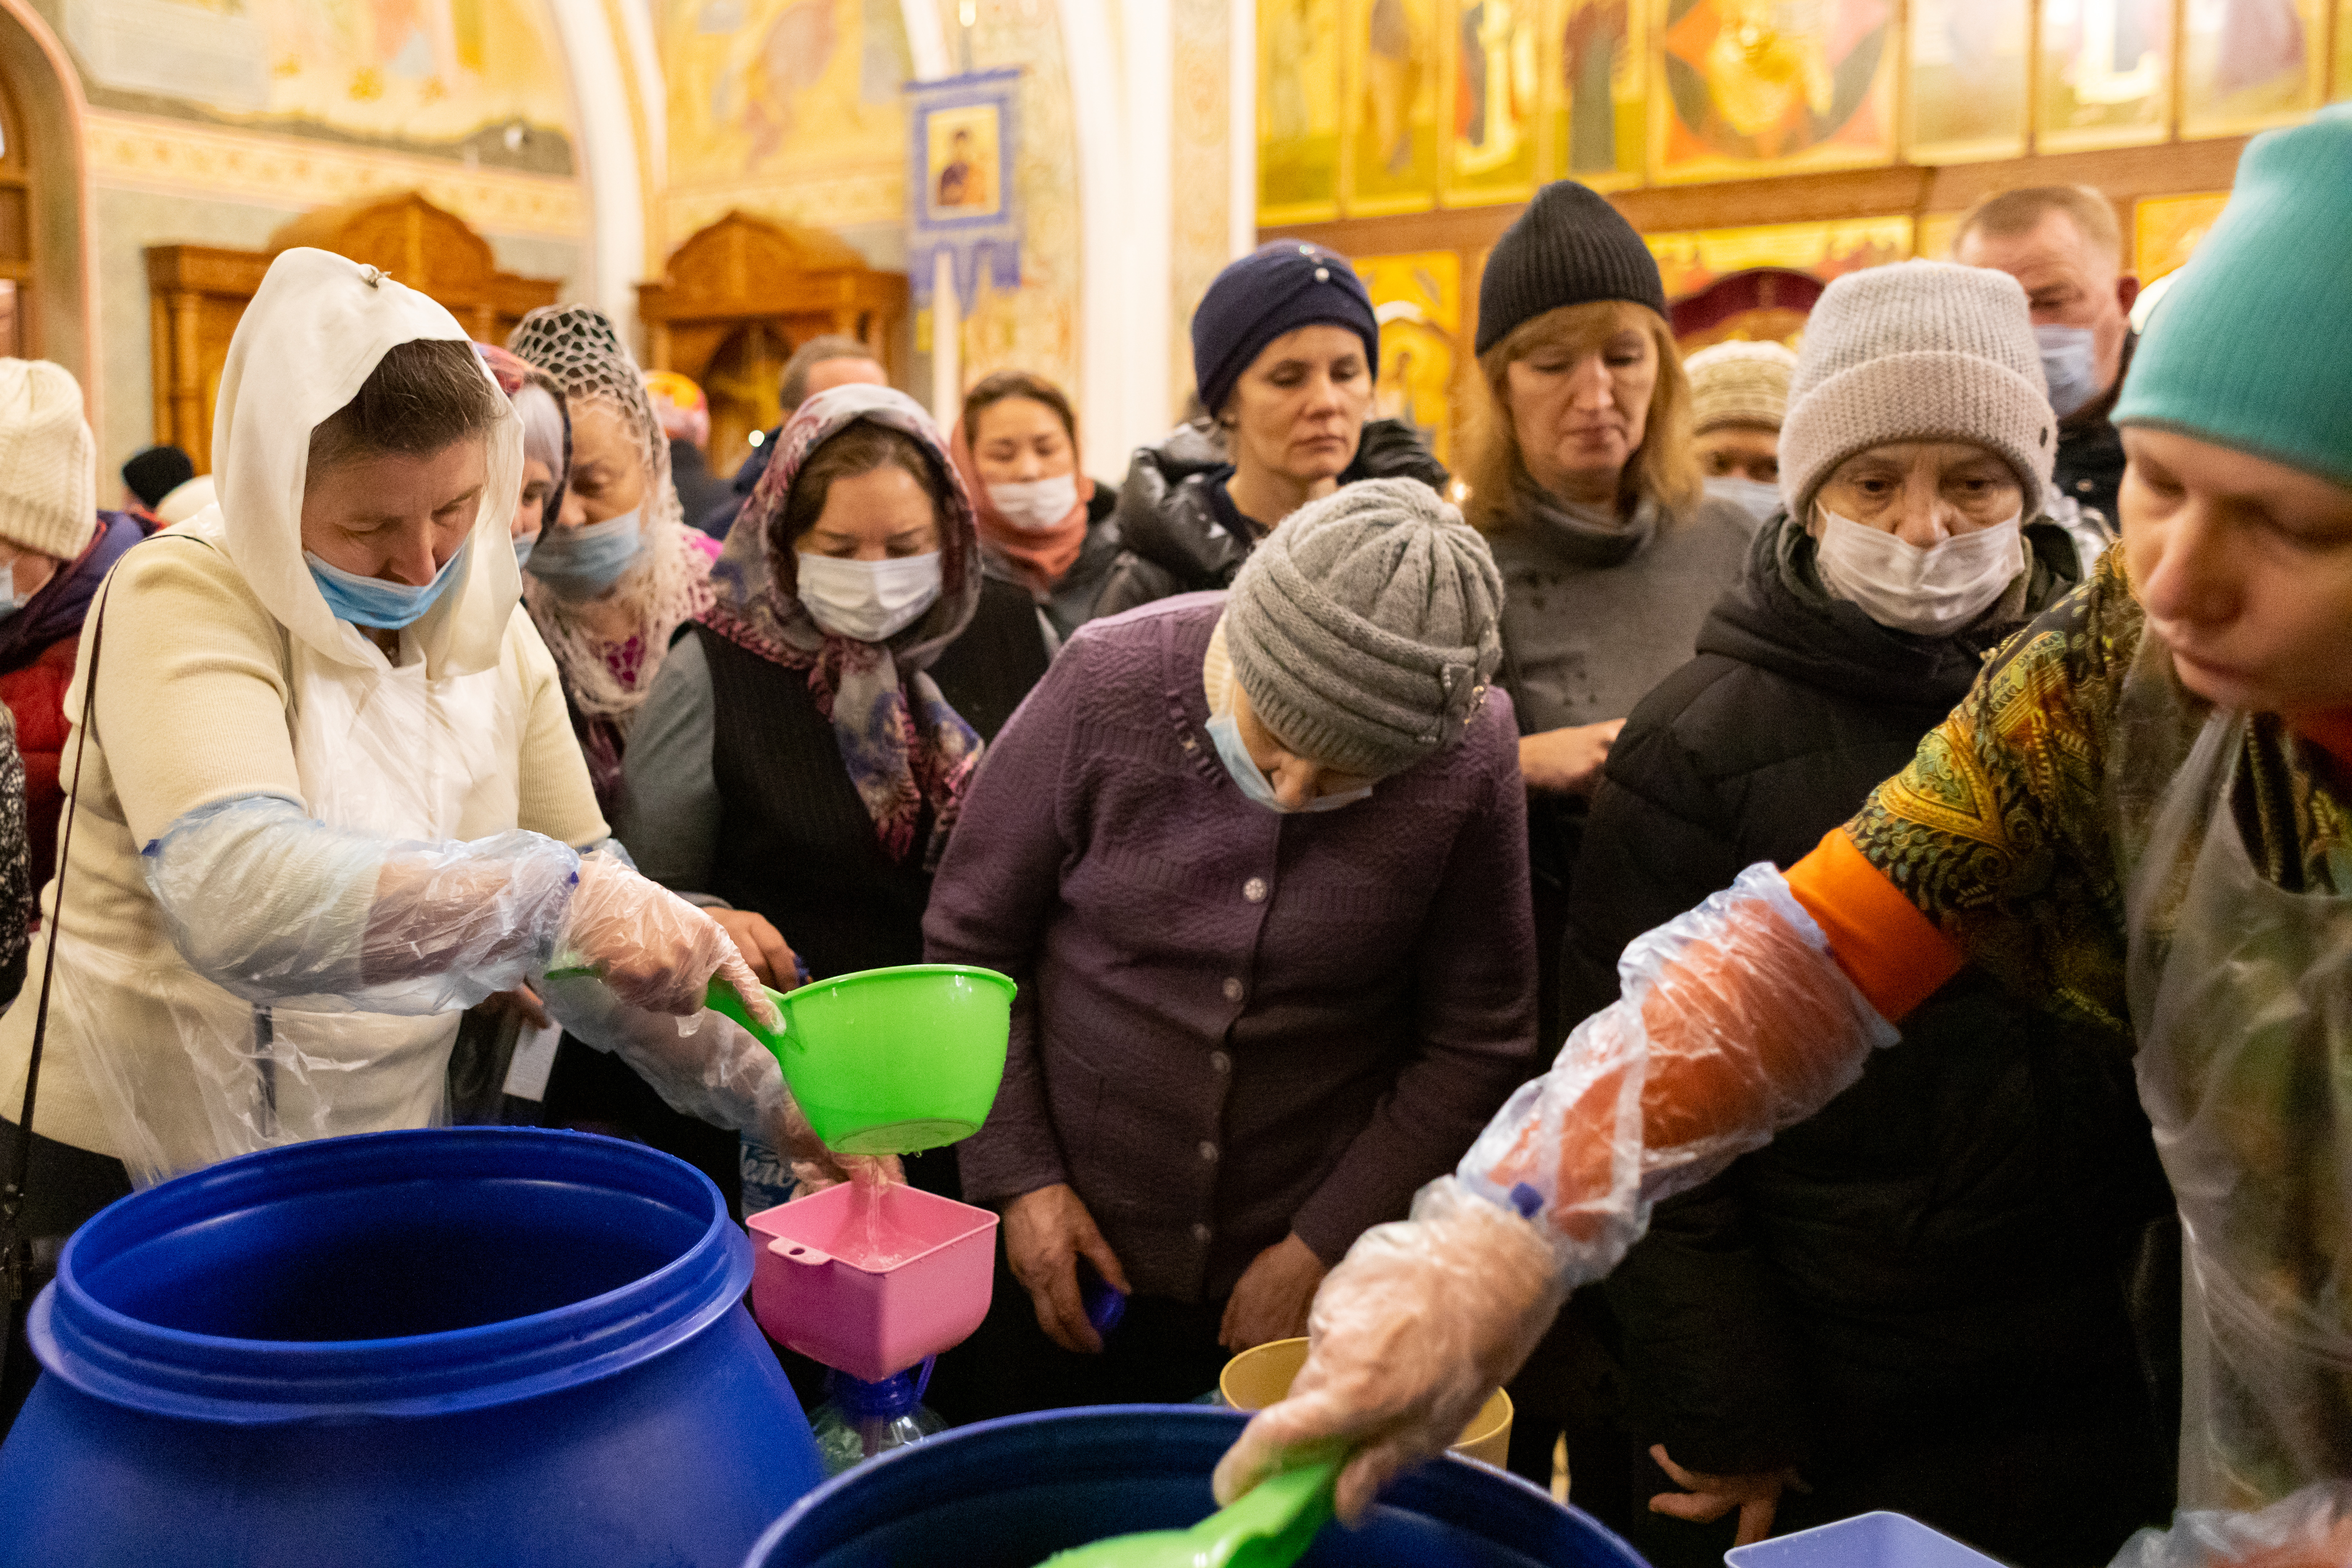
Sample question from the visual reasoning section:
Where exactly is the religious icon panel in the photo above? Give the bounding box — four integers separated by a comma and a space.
1260, 0, 1346, 223
1345, 0, 1444, 213
1544, 0, 1645, 187
1353, 251, 1464, 462
2037, 0, 2174, 150
1650, 0, 1899, 184
2180, 0, 2322, 136
1906, 0, 2030, 161
1442, 0, 1544, 203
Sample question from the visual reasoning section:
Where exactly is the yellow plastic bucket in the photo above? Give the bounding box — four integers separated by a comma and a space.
1218, 1337, 1513, 1469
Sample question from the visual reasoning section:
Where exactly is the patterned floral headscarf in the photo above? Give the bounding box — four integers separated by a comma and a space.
702, 384, 984, 868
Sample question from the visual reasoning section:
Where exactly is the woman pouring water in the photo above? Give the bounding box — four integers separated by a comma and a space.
0, 252, 820, 1294
1217, 109, 2352, 1562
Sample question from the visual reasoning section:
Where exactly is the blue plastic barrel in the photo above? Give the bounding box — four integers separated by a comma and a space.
0, 1126, 826, 1568
746, 1405, 1652, 1567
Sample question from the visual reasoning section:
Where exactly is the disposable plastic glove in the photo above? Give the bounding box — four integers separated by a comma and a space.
1212, 1176, 1567, 1526
553, 850, 775, 1025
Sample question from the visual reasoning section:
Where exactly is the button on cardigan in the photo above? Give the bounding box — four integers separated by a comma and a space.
925, 593, 1539, 1303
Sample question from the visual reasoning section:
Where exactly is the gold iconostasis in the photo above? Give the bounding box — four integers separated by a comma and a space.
1262, 0, 2347, 222
1279, 0, 2340, 463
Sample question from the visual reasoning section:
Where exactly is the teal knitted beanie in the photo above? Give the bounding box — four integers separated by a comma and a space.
2114, 104, 2352, 487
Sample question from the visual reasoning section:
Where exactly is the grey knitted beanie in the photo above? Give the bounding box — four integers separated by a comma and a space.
1225, 477, 1504, 778
1778, 260, 2056, 524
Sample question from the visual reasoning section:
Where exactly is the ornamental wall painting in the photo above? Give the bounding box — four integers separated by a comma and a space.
1645, 214, 1912, 299
1354, 251, 1463, 462
1906, 0, 2030, 160
2180, 0, 2323, 135
2133, 191, 2230, 281
1441, 0, 1543, 203
1344, 0, 1444, 213
2338, 0, 2352, 100
1651, 0, 1898, 184
1547, 0, 1645, 187
2037, 0, 2173, 150
1259, 0, 1346, 223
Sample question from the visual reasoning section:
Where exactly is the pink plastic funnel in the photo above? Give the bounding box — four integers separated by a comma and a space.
746, 1183, 998, 1383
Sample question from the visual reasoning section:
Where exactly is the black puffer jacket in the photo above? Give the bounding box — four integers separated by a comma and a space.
1090, 418, 1446, 620
1567, 514, 2175, 1568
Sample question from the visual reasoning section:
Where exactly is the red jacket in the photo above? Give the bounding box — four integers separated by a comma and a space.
2, 632, 77, 886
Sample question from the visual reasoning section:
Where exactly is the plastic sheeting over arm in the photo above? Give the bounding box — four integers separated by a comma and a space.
2111, 1482, 2352, 1568
1216, 863, 1898, 1525
141, 795, 580, 1015
1458, 862, 1899, 1287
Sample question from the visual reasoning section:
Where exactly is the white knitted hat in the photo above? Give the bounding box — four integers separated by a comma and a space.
0, 359, 95, 561
1685, 340, 1798, 433
1778, 261, 2055, 524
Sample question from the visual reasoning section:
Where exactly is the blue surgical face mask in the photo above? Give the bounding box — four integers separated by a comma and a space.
526, 508, 642, 599
512, 532, 539, 570
1704, 475, 1782, 524
304, 540, 470, 630
2034, 324, 2102, 419
1205, 712, 1373, 815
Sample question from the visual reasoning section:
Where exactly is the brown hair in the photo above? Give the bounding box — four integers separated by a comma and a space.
1953, 185, 2124, 268
306, 338, 504, 475
780, 420, 949, 543
1462, 299, 1699, 529
962, 369, 1078, 448
779, 334, 884, 412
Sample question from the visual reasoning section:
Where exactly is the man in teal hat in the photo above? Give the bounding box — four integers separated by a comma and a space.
1214, 105, 2352, 1560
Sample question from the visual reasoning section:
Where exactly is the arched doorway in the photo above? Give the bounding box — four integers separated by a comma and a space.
0, 78, 28, 357
0, 0, 96, 405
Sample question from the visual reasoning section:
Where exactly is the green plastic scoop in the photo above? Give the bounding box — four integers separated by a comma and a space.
547, 963, 1012, 1156
1032, 1459, 1339, 1568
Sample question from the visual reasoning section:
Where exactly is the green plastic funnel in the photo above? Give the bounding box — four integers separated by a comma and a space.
707, 963, 1013, 1156
1033, 1459, 1338, 1568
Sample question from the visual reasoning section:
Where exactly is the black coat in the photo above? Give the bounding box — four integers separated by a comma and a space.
1091, 418, 1446, 619
1567, 515, 2174, 1567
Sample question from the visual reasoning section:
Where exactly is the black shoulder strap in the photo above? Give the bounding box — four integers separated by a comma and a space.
2, 568, 115, 1317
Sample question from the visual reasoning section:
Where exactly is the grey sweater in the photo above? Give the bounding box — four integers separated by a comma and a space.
1485, 485, 1759, 732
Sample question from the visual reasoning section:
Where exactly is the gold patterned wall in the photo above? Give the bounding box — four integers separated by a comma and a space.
1260, 0, 2344, 222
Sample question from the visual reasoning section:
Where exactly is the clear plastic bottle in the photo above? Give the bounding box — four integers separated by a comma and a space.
808, 1361, 948, 1475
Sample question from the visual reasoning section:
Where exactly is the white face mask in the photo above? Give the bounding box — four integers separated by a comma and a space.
795, 551, 944, 643
987, 476, 1081, 532
1813, 507, 2025, 636
1704, 475, 1782, 524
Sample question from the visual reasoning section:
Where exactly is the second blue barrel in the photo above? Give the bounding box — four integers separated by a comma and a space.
748, 1405, 1650, 1567
0, 1126, 826, 1568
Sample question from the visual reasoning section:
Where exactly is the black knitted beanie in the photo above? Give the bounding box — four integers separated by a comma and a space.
1475, 181, 1667, 355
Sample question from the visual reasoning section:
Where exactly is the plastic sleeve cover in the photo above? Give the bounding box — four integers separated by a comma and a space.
140, 794, 581, 1015
536, 969, 798, 1145
1457, 862, 1900, 1290
2109, 1481, 2352, 1568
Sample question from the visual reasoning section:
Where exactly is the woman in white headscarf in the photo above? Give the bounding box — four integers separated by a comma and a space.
0, 250, 812, 1218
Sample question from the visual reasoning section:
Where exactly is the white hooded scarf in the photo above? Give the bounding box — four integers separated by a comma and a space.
210, 246, 525, 681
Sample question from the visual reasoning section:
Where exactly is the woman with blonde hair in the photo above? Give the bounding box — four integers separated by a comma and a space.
1461, 178, 1756, 1524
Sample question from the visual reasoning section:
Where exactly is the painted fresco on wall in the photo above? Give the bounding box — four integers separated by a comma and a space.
1907, 0, 2029, 160
1344, 0, 1442, 213
1547, 0, 1642, 187
1355, 250, 1461, 463
1651, 0, 1896, 184
2338, 0, 2352, 99
1646, 215, 1912, 298
58, 0, 572, 171
666, 0, 909, 184
1260, 0, 1345, 223
2134, 191, 2230, 281
2037, 0, 2173, 149
2181, 0, 2320, 135
1443, 0, 1541, 203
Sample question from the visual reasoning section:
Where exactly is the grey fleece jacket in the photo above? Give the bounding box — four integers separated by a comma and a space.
1486, 483, 1759, 732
